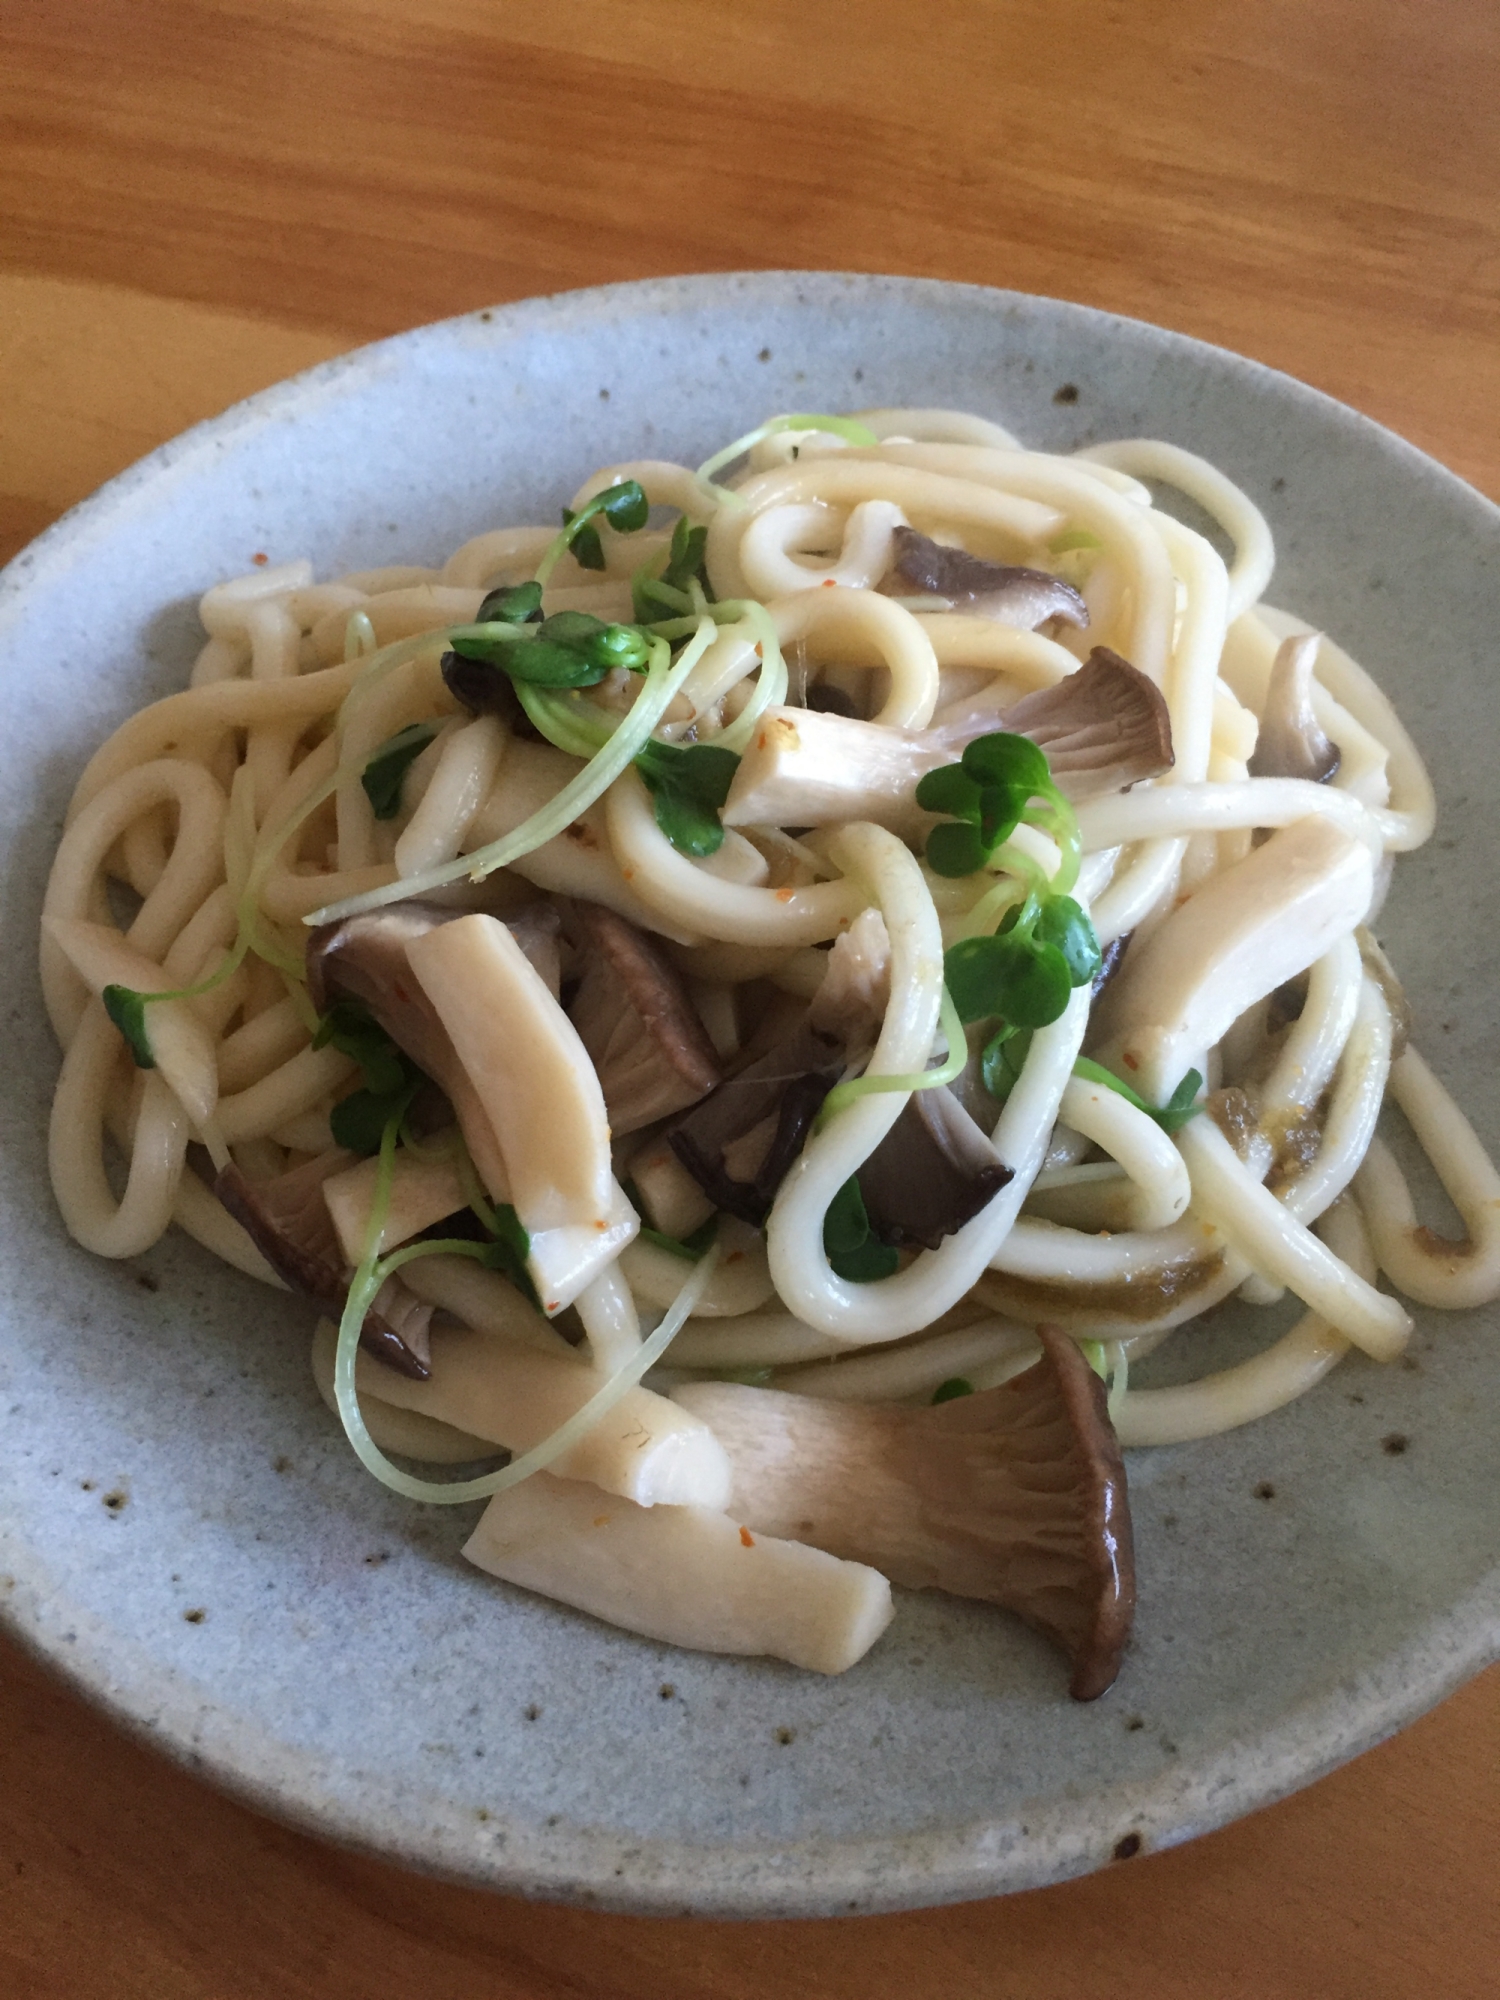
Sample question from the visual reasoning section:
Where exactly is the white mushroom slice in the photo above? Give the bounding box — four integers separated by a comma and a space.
695, 830, 771, 886
1090, 815, 1375, 1103
723, 706, 929, 831
318, 1317, 731, 1508
43, 916, 219, 1127
404, 909, 622, 1234
321, 1143, 468, 1263
526, 1181, 641, 1318
463, 1473, 893, 1674
627, 1138, 717, 1241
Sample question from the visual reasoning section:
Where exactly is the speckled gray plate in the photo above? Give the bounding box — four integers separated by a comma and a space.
1, 274, 1496, 1918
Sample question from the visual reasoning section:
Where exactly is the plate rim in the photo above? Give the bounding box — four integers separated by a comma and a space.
3, 268, 1497, 1917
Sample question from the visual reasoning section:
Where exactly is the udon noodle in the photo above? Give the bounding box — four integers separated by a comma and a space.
39, 406, 1500, 1687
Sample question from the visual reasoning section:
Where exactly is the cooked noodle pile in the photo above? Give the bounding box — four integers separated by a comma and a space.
39, 407, 1500, 1689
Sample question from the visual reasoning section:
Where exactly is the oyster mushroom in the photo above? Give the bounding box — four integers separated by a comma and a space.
306, 900, 559, 1200
666, 911, 891, 1225
1248, 632, 1341, 784
308, 905, 638, 1312
931, 647, 1174, 797
562, 900, 722, 1136
673, 1324, 1134, 1699
722, 648, 1172, 831
463, 1471, 894, 1675
883, 525, 1090, 629
856, 1085, 1014, 1251
213, 1149, 433, 1377
402, 912, 638, 1311
315, 1311, 733, 1509
1090, 813, 1375, 1103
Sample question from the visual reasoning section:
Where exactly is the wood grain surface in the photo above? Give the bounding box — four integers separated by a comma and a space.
2, 2, 1498, 1993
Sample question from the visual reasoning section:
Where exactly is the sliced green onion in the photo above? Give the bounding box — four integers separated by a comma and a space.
695, 413, 880, 496
304, 619, 719, 925
515, 684, 615, 761
331, 1162, 721, 1506
712, 599, 789, 752
1106, 1340, 1129, 1421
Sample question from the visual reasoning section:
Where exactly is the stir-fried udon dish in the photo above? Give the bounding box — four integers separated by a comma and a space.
40, 407, 1500, 1699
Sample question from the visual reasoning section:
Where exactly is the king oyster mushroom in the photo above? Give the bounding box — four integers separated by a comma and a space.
213, 1149, 433, 1377
561, 900, 722, 1137
722, 647, 1173, 832
308, 900, 509, 1195
1247, 631, 1342, 783
308, 905, 637, 1313
673, 1324, 1135, 1699
1089, 813, 1376, 1104
855, 1085, 1014, 1251
462, 1471, 895, 1675
881, 525, 1091, 630
666, 911, 891, 1226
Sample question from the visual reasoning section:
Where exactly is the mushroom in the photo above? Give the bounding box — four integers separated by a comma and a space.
1090, 813, 1375, 1103
883, 525, 1090, 630
320, 1141, 468, 1263
463, 1471, 894, 1675
306, 900, 559, 1199
666, 912, 891, 1225
1247, 632, 1341, 784
317, 1311, 733, 1509
213, 1150, 433, 1377
401, 912, 638, 1312
855, 1085, 1014, 1251
672, 1324, 1134, 1699
562, 900, 722, 1136
722, 648, 1173, 831
931, 648, 1175, 798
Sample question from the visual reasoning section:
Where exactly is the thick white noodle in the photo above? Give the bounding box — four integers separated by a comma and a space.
1114, 1198, 1373, 1447
1175, 1114, 1409, 1359
1078, 439, 1275, 623
1356, 1047, 1500, 1309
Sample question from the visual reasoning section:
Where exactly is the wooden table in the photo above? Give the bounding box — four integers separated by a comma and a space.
3, 4, 1498, 1993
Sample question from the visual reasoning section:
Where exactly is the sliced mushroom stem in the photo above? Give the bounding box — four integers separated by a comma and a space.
673, 1326, 1134, 1699
213, 1154, 432, 1378
321, 1316, 731, 1508
463, 1472, 895, 1674
1248, 632, 1342, 784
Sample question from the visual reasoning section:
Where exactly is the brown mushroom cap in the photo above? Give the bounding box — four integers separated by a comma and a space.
673, 1324, 1135, 1699
1247, 631, 1341, 784
959, 647, 1175, 799
856, 1085, 1014, 1251
562, 901, 721, 1136
886, 525, 1090, 630
306, 900, 561, 1198
214, 1153, 433, 1378
666, 917, 891, 1225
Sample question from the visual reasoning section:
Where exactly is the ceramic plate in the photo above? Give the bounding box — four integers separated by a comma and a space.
2, 274, 1496, 1917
